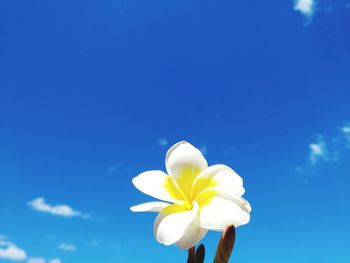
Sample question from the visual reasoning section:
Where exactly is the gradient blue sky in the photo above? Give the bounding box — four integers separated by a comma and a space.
1, 0, 350, 262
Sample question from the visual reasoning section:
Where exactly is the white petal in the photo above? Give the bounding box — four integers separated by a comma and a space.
130, 202, 170, 212
199, 194, 251, 231
154, 201, 199, 246
132, 170, 179, 203
192, 165, 245, 199
165, 141, 208, 198
175, 221, 208, 249
166, 141, 208, 179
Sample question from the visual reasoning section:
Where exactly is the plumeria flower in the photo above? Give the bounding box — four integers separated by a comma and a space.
130, 141, 251, 250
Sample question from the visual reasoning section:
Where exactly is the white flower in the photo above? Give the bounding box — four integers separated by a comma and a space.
130, 141, 251, 249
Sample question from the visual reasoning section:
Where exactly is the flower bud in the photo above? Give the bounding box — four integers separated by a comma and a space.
187, 246, 196, 263
195, 244, 205, 263
214, 225, 236, 263
187, 244, 205, 263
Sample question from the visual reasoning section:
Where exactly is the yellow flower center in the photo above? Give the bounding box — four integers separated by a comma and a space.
164, 167, 217, 211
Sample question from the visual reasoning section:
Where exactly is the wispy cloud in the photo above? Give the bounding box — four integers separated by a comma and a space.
28, 197, 89, 219
341, 124, 350, 148
0, 235, 7, 240
58, 243, 76, 252
27, 258, 45, 263
294, 0, 315, 24
0, 236, 27, 261
294, 0, 315, 15
0, 235, 60, 263
309, 135, 328, 165
27, 258, 61, 263
296, 122, 350, 180
158, 137, 168, 147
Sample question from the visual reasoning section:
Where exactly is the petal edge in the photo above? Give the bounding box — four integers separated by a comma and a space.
130, 202, 170, 213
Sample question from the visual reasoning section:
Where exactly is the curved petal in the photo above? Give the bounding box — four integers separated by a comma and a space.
165, 141, 208, 198
130, 202, 170, 213
199, 193, 251, 231
175, 220, 208, 249
154, 201, 199, 246
191, 165, 245, 200
132, 170, 184, 203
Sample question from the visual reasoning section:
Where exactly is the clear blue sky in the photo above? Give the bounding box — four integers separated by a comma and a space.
1, 0, 350, 262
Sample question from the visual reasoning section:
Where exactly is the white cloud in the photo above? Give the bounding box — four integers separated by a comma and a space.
0, 236, 60, 263
27, 258, 61, 263
0, 241, 9, 247
158, 137, 168, 147
58, 243, 76, 252
28, 197, 89, 219
0, 241, 27, 261
27, 258, 45, 263
309, 136, 328, 165
0, 235, 11, 247
309, 143, 323, 160
342, 126, 350, 133
296, 123, 350, 180
294, 0, 315, 16
341, 124, 350, 148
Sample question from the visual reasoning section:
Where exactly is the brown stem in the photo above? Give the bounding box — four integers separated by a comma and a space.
195, 244, 205, 263
214, 225, 236, 263
187, 246, 196, 263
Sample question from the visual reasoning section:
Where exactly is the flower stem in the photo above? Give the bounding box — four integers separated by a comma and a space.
187, 246, 196, 263
214, 225, 236, 263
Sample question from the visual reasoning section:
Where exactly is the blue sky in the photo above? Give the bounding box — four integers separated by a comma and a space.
1, 0, 350, 262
